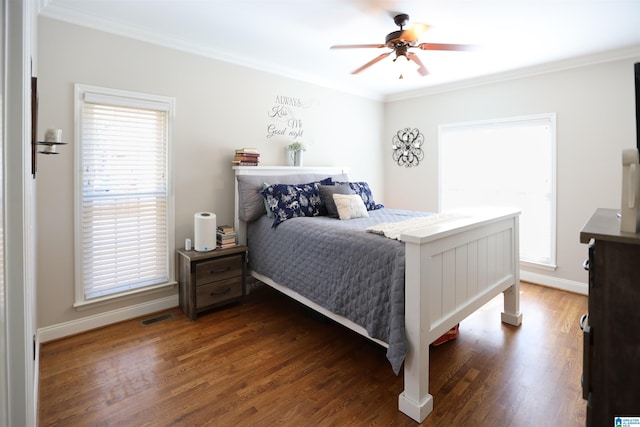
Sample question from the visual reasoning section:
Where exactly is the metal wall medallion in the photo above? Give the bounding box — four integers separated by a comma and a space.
392, 128, 424, 167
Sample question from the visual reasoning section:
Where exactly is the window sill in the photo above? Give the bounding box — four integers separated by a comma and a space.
520, 260, 557, 272
73, 281, 177, 311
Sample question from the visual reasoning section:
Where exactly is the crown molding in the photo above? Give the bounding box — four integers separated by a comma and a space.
38, 5, 385, 101
384, 45, 640, 102
39, 4, 640, 104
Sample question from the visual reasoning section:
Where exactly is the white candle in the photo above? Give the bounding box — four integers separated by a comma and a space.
44, 128, 62, 143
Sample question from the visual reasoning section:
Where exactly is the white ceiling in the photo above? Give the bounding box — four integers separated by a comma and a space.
40, 0, 640, 100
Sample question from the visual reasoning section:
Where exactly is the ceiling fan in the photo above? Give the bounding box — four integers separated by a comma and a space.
331, 13, 478, 79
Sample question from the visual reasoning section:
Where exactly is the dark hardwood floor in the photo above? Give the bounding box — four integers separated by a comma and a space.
38, 282, 587, 426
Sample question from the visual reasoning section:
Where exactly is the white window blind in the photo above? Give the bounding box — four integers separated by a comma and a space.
75, 85, 175, 304
439, 114, 556, 267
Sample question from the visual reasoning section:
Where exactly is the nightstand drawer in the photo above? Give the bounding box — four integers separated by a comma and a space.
196, 277, 243, 308
195, 255, 243, 285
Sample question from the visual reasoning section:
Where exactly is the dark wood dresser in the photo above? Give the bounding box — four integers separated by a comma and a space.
580, 208, 640, 426
177, 246, 247, 321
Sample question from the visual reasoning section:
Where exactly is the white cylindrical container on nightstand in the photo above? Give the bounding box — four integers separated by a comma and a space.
194, 212, 216, 251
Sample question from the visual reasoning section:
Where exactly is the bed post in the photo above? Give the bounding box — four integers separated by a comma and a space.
398, 238, 434, 422
233, 168, 246, 246
501, 214, 523, 326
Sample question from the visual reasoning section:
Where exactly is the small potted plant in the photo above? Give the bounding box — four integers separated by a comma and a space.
288, 141, 305, 166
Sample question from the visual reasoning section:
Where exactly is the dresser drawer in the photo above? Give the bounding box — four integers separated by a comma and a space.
195, 255, 243, 285
196, 277, 243, 308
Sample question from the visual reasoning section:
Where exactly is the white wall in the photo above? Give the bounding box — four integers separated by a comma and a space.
36, 15, 640, 335
36, 17, 384, 332
383, 57, 640, 291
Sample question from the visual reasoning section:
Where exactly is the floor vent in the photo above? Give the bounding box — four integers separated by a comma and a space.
140, 313, 174, 327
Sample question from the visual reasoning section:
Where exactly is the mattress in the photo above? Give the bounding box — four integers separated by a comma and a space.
247, 208, 432, 374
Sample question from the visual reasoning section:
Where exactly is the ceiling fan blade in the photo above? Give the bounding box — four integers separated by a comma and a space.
416, 43, 479, 51
330, 44, 386, 49
401, 23, 429, 43
352, 52, 392, 74
407, 52, 428, 76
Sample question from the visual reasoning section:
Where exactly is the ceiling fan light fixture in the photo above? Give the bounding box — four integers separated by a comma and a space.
393, 53, 419, 79
393, 49, 408, 62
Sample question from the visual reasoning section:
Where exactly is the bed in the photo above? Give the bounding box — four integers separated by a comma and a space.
233, 165, 522, 422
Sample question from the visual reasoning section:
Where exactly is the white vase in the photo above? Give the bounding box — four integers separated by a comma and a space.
293, 150, 303, 167
286, 148, 294, 166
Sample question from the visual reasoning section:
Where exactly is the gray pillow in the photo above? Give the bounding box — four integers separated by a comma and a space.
236, 173, 349, 222
262, 182, 273, 218
318, 183, 355, 217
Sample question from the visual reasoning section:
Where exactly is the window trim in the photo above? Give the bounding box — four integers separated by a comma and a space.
73, 84, 176, 307
438, 113, 557, 268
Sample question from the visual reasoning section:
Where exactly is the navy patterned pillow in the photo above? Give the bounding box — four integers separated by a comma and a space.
261, 178, 333, 227
338, 181, 384, 211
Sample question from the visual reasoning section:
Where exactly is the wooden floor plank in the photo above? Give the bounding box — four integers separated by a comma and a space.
39, 282, 587, 426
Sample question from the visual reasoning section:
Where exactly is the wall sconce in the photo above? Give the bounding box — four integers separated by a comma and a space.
392, 127, 424, 167
37, 128, 66, 154
31, 77, 66, 178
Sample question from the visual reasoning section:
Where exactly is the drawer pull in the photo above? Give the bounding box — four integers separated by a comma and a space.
579, 313, 589, 332
582, 259, 589, 271
210, 287, 232, 296
210, 267, 230, 274
580, 312, 591, 400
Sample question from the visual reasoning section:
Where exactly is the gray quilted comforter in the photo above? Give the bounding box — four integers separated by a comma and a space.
247, 208, 432, 374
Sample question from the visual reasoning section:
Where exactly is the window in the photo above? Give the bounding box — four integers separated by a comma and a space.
74, 84, 175, 306
439, 114, 556, 268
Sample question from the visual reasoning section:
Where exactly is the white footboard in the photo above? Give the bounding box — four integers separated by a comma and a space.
233, 167, 522, 423
398, 208, 522, 422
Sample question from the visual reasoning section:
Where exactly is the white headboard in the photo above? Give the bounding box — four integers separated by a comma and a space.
233, 165, 350, 245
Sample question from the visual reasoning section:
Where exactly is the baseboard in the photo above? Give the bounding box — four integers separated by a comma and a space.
33, 332, 40, 425
35, 272, 584, 343
520, 270, 588, 295
37, 295, 179, 343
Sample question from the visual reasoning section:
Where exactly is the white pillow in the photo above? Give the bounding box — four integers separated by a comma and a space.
333, 194, 369, 220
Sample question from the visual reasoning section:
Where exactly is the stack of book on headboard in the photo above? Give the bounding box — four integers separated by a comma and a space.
232, 148, 259, 166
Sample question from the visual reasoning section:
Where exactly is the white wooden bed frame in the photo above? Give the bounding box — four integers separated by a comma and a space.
233, 166, 522, 422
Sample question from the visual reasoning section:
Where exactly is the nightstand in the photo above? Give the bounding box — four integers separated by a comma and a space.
177, 246, 247, 320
